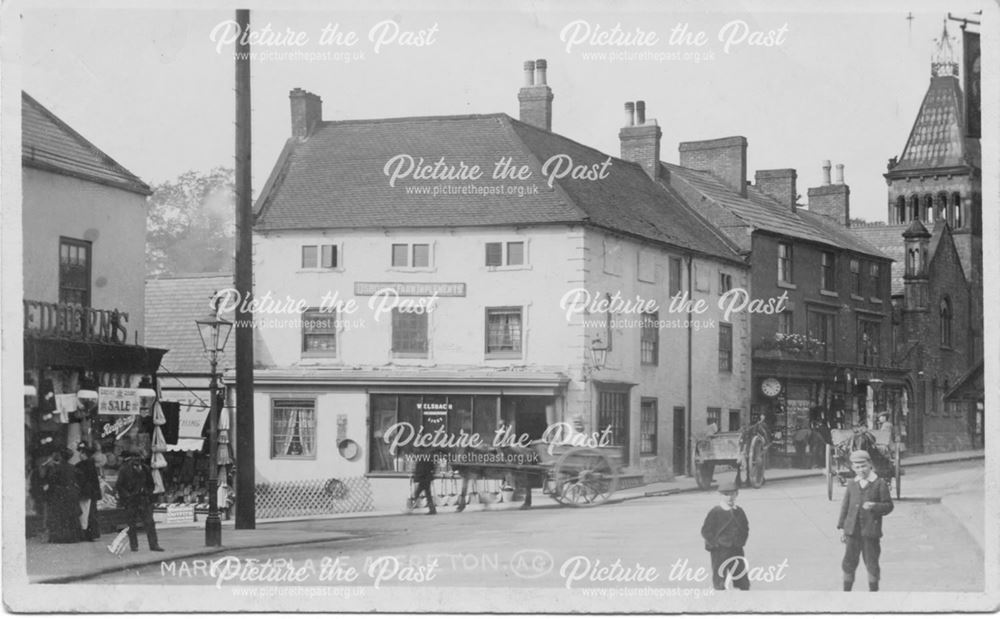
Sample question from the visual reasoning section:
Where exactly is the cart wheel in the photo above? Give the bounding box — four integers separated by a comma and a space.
748, 435, 766, 488
695, 462, 714, 490
825, 444, 834, 501
894, 442, 902, 500
553, 449, 618, 507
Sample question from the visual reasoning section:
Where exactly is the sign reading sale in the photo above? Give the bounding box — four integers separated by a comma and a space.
98, 387, 141, 415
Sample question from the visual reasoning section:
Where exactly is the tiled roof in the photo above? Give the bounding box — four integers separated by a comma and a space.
254, 113, 741, 263
21, 92, 152, 196
665, 163, 890, 260
891, 76, 974, 172
848, 224, 908, 295
145, 273, 236, 375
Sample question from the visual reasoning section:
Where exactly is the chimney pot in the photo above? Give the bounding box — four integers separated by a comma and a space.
624, 102, 635, 127
835, 163, 845, 184
523, 60, 536, 86
821, 160, 832, 186
635, 100, 646, 125
535, 58, 548, 85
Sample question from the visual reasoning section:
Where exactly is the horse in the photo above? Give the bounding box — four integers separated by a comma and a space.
451, 444, 542, 511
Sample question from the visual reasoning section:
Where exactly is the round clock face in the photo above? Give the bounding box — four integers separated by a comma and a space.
761, 378, 782, 397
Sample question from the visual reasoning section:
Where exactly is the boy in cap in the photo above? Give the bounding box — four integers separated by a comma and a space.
701, 480, 750, 590
837, 449, 893, 591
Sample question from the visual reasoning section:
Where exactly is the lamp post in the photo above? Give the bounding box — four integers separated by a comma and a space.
196, 309, 233, 547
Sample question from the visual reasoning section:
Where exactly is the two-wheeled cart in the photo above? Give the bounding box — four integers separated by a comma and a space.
693, 421, 770, 490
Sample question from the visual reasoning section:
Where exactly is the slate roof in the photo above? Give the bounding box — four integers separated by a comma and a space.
254, 113, 742, 263
22, 92, 152, 196
849, 224, 908, 294
145, 273, 236, 375
890, 76, 977, 173
665, 163, 890, 260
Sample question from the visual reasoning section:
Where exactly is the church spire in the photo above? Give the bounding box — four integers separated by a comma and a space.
931, 19, 959, 77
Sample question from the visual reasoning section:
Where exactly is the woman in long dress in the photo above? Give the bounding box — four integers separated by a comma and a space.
45, 449, 82, 543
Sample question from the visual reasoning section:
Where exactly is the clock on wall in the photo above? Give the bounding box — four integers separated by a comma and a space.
761, 377, 782, 398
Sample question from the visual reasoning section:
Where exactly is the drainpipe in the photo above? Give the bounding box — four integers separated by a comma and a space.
686, 255, 694, 477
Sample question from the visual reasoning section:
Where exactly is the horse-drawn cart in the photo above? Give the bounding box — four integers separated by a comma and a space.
446, 443, 624, 508
824, 427, 902, 500
693, 421, 769, 490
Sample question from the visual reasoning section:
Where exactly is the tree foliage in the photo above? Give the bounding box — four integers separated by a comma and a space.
146, 167, 235, 276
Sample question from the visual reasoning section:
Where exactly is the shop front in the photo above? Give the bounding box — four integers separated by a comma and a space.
249, 369, 570, 516
23, 304, 167, 538
751, 357, 909, 467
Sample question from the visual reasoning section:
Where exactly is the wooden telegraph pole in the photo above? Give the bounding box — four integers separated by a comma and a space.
234, 8, 256, 529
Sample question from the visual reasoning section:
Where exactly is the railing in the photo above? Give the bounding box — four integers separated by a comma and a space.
23, 299, 130, 344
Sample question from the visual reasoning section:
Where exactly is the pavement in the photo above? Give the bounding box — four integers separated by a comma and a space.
23, 448, 984, 584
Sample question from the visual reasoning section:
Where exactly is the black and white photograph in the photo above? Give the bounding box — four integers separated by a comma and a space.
1, 0, 996, 613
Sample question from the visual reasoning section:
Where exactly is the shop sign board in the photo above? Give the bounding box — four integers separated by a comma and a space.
98, 387, 140, 415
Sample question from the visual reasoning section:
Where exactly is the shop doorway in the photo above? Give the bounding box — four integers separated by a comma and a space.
508, 396, 549, 441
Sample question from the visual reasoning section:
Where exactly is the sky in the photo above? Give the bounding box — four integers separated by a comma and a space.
16, 0, 990, 223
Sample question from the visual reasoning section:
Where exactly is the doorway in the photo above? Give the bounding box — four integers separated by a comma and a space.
673, 406, 686, 475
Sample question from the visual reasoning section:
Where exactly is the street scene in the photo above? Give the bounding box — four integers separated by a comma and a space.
2, 0, 995, 614
42, 460, 983, 594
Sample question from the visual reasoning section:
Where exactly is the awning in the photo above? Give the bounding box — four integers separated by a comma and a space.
166, 402, 209, 452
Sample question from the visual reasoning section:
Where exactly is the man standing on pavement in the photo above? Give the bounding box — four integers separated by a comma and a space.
837, 450, 893, 591
115, 451, 164, 552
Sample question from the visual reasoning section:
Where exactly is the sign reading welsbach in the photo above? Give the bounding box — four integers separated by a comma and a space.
354, 282, 466, 297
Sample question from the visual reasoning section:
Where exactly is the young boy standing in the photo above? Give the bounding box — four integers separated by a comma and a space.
701, 480, 750, 591
837, 449, 893, 591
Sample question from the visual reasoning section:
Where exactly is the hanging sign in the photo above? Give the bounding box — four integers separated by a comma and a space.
98, 387, 140, 415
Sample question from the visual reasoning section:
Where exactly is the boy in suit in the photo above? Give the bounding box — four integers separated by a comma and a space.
837, 450, 893, 591
701, 480, 750, 590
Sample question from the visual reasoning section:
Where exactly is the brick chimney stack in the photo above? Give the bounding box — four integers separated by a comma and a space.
808, 161, 851, 227
755, 169, 798, 212
518, 59, 554, 131
290, 88, 322, 139
678, 136, 748, 197
619, 100, 662, 180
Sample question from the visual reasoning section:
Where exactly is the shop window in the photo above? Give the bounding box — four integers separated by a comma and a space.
368, 394, 502, 473
640, 312, 658, 366
668, 257, 683, 298
485, 307, 522, 357
858, 319, 880, 366
718, 323, 732, 372
940, 296, 952, 347
821, 252, 836, 292
391, 243, 431, 268
301, 243, 339, 269
271, 399, 316, 458
485, 241, 525, 267
640, 398, 657, 456
597, 389, 629, 465
302, 308, 337, 356
777, 243, 793, 284
392, 309, 428, 357
59, 237, 91, 307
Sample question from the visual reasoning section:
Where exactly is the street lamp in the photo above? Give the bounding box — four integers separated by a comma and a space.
590, 335, 609, 371
195, 309, 233, 547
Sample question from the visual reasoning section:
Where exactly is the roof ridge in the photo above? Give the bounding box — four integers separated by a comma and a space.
22, 91, 151, 196
316, 112, 510, 128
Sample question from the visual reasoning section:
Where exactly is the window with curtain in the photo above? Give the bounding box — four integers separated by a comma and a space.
302, 308, 337, 356
820, 252, 835, 292
485, 307, 522, 356
777, 243, 793, 284
271, 399, 316, 458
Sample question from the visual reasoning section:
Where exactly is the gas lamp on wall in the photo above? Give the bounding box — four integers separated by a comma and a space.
590, 335, 610, 371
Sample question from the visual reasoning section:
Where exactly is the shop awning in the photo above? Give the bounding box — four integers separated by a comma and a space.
166, 402, 209, 452
23, 336, 166, 374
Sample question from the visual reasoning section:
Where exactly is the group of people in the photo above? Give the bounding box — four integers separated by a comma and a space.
33, 444, 164, 552
701, 449, 894, 591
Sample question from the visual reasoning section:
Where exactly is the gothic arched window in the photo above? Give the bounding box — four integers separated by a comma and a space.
895, 196, 907, 223
909, 195, 920, 221
940, 296, 952, 347
937, 192, 949, 224
923, 194, 934, 223
952, 192, 963, 228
